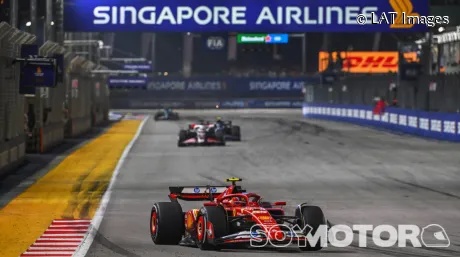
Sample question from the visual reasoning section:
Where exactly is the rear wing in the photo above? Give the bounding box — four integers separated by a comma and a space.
169, 186, 228, 201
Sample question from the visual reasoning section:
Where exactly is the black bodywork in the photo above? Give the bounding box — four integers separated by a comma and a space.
219, 120, 241, 141
154, 110, 179, 120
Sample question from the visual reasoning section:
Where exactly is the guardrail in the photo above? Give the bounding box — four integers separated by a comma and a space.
302, 103, 460, 142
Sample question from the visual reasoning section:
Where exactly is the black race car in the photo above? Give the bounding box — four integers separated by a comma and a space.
217, 120, 241, 141
154, 109, 179, 121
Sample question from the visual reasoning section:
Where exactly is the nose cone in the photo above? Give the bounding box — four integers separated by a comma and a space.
269, 229, 287, 242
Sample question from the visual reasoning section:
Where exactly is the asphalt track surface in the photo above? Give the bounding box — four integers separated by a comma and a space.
85, 110, 460, 257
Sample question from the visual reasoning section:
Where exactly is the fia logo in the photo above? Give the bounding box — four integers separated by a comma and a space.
207, 37, 225, 50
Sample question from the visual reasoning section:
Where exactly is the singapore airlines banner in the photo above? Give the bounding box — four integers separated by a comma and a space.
64, 0, 429, 32
107, 76, 318, 98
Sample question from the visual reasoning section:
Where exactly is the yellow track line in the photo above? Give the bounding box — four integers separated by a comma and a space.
0, 120, 142, 257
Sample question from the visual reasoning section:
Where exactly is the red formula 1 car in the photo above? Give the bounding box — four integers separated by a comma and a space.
149, 178, 328, 251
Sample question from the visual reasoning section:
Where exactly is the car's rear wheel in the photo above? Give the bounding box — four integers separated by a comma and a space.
295, 205, 326, 251
196, 206, 228, 250
150, 202, 184, 245
231, 126, 241, 141
215, 130, 225, 146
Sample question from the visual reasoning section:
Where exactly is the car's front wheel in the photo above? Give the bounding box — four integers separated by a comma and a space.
195, 206, 228, 250
295, 205, 327, 251
150, 202, 184, 245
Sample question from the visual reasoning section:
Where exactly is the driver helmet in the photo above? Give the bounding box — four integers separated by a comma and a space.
229, 197, 244, 206
229, 197, 239, 203
217, 116, 221, 121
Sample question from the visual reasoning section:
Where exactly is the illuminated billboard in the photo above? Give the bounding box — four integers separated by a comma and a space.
318, 51, 419, 73
63, 0, 430, 32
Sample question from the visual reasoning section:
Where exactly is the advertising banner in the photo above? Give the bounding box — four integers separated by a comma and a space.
108, 76, 318, 98
237, 34, 288, 44
64, 0, 429, 32
303, 103, 460, 142
123, 62, 152, 71
119, 99, 303, 109
19, 44, 39, 95
108, 77, 149, 87
20, 63, 56, 88
318, 51, 419, 73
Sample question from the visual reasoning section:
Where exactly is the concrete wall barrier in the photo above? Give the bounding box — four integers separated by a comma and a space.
69, 117, 92, 137
0, 22, 35, 174
0, 136, 26, 177
40, 123, 65, 153
303, 103, 460, 142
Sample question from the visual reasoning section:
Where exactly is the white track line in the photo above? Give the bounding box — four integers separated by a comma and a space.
73, 116, 149, 257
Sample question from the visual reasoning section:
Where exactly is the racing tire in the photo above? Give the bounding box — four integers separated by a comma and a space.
231, 126, 241, 141
215, 130, 225, 146
150, 202, 184, 245
178, 130, 187, 147
295, 205, 326, 251
154, 113, 162, 121
196, 206, 229, 250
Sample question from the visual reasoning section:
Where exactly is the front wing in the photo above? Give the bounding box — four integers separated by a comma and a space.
215, 230, 308, 246
178, 137, 224, 146
179, 230, 308, 248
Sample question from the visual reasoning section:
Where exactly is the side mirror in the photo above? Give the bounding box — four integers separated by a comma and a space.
204, 202, 217, 206
274, 201, 286, 206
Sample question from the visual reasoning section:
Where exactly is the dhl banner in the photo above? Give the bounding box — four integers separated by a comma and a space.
318, 51, 418, 73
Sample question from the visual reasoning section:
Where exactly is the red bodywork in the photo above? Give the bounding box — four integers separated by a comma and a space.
189, 123, 214, 130
169, 185, 306, 245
